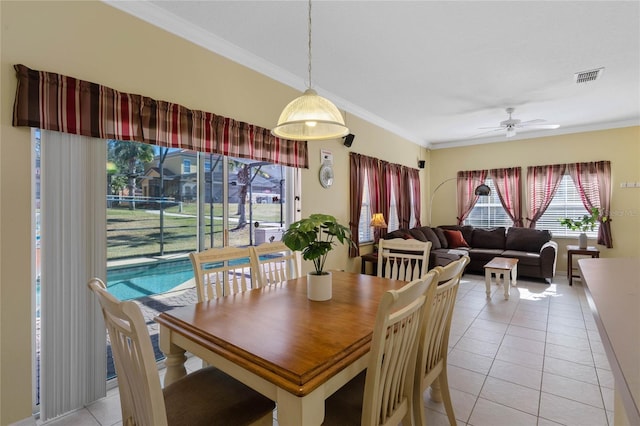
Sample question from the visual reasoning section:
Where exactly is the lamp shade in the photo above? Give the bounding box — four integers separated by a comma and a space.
272, 89, 349, 141
370, 213, 388, 228
475, 183, 491, 196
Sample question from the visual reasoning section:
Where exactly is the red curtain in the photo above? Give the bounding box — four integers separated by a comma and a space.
567, 161, 613, 247
490, 167, 523, 227
525, 164, 566, 228
349, 153, 367, 257
13, 64, 308, 169
456, 170, 488, 224
408, 168, 422, 227
349, 153, 421, 257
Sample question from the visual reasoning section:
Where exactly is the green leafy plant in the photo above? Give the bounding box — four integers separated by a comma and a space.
559, 207, 607, 232
283, 213, 354, 275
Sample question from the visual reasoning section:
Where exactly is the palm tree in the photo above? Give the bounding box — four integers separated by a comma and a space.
109, 140, 155, 210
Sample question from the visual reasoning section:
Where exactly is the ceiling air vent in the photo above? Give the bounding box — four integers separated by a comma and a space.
574, 67, 604, 84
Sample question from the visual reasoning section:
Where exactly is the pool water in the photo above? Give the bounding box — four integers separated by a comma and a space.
107, 259, 195, 301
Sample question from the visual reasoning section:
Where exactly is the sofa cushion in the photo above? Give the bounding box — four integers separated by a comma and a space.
501, 250, 541, 266
419, 226, 442, 249
433, 227, 449, 249
466, 248, 505, 262
430, 248, 462, 267
505, 227, 552, 252
408, 228, 428, 242
471, 227, 506, 249
385, 229, 411, 240
443, 229, 470, 248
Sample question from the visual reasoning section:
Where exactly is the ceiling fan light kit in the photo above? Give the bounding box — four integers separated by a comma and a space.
271, 0, 348, 141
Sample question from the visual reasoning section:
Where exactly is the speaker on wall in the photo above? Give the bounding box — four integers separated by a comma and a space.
343, 133, 355, 147
418, 160, 426, 169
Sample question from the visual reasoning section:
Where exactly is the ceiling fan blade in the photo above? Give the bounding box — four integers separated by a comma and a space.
477, 126, 505, 130
522, 123, 560, 129
518, 118, 547, 125
470, 128, 505, 138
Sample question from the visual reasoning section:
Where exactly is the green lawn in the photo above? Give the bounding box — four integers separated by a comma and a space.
107, 202, 283, 260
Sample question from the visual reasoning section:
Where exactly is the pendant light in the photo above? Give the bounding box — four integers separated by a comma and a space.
272, 0, 349, 141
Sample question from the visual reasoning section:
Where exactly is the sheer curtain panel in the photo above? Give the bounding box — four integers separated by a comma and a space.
490, 167, 523, 227
40, 130, 107, 420
456, 170, 488, 224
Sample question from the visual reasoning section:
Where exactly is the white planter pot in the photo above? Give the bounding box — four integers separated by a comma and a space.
307, 272, 332, 301
578, 233, 588, 249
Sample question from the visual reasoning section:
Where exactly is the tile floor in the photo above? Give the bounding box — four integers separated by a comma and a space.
23, 272, 614, 426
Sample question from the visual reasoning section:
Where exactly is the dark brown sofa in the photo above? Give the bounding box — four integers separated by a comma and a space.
384, 225, 557, 282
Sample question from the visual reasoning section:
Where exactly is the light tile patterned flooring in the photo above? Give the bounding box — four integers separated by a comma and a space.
28, 272, 614, 426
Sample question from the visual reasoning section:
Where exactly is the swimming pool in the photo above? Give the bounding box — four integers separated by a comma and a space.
107, 258, 196, 301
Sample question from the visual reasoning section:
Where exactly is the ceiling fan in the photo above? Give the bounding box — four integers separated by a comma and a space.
478, 107, 560, 138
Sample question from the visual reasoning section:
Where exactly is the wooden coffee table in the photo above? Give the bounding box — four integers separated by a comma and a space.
484, 257, 519, 300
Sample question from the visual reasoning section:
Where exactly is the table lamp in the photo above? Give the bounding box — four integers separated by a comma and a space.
370, 213, 388, 246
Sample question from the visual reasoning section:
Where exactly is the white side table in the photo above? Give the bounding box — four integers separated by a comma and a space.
484, 257, 519, 300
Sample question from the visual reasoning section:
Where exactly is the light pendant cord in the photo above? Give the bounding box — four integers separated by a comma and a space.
307, 0, 312, 89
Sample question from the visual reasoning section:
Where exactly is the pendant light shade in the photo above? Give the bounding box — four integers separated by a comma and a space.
272, 89, 349, 141
272, 0, 349, 141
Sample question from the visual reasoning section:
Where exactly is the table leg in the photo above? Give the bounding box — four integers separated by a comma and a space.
512, 264, 518, 286
504, 271, 511, 300
568, 252, 573, 286
159, 328, 187, 386
484, 270, 492, 298
276, 387, 324, 426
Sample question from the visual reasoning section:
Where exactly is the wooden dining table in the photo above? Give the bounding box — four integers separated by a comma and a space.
155, 270, 407, 426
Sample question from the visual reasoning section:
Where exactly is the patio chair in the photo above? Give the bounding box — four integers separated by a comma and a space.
250, 241, 299, 287
189, 246, 255, 302
413, 255, 470, 426
322, 269, 440, 426
377, 238, 432, 282
87, 278, 274, 426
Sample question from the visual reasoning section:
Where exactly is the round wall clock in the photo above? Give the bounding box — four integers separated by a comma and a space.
319, 163, 334, 188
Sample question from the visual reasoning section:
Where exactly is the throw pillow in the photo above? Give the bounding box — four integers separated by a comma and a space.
443, 229, 470, 248
408, 228, 428, 242
434, 227, 449, 249
419, 226, 442, 250
471, 227, 506, 249
505, 227, 552, 252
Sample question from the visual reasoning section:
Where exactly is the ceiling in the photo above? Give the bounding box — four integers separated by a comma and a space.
106, 1, 640, 149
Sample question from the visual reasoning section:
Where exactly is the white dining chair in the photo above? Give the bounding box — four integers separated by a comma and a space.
189, 246, 255, 302
87, 278, 275, 426
377, 238, 432, 282
322, 269, 440, 426
413, 255, 470, 426
250, 241, 299, 287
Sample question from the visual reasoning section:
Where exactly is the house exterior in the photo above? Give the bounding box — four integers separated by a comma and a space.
139, 149, 286, 204
0, 2, 638, 424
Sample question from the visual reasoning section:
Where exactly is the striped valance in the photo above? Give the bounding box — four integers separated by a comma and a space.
12, 64, 308, 169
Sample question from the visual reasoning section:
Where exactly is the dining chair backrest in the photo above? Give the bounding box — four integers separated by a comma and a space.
377, 238, 432, 282
361, 269, 440, 426
88, 278, 168, 425
413, 255, 470, 426
189, 246, 254, 302
88, 278, 276, 426
250, 241, 299, 288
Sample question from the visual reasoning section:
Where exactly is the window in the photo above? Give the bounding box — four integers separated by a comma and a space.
358, 172, 373, 243
464, 179, 512, 228
387, 184, 399, 231
183, 159, 191, 174
536, 175, 599, 237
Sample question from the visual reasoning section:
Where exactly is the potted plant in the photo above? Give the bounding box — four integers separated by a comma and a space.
283, 213, 354, 301
559, 207, 607, 249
